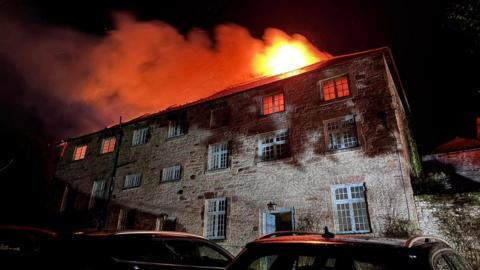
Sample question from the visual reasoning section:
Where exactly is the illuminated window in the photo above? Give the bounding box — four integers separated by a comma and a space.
319, 75, 350, 101
168, 120, 185, 138
73, 145, 87, 161
204, 197, 226, 240
100, 137, 116, 154
262, 93, 284, 115
132, 127, 148, 146
124, 173, 142, 189
325, 116, 358, 150
259, 130, 289, 161
162, 165, 181, 181
331, 183, 370, 234
208, 142, 228, 170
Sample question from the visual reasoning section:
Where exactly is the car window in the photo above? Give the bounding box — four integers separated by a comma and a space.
111, 237, 199, 266
232, 245, 405, 270
197, 242, 231, 267
111, 237, 164, 262
163, 239, 199, 265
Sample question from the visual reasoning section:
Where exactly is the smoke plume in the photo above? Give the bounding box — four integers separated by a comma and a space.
1, 12, 329, 138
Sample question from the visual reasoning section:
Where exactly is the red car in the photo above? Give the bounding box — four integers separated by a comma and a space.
227, 230, 473, 270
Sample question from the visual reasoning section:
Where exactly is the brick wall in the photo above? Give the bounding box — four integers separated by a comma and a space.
424, 148, 480, 183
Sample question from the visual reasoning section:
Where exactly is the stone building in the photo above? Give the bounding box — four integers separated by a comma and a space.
422, 117, 480, 185
53, 47, 419, 253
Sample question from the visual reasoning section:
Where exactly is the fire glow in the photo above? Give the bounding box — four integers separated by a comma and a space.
255, 33, 326, 76
1, 14, 332, 135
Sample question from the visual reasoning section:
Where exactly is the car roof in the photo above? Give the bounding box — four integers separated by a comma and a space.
73, 230, 207, 240
0, 225, 58, 237
249, 231, 451, 249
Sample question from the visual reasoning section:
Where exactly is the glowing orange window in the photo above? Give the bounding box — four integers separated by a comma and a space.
100, 137, 116, 154
73, 145, 87, 161
322, 75, 350, 101
263, 93, 285, 115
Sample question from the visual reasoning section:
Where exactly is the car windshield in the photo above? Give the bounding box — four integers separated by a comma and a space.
229, 243, 414, 270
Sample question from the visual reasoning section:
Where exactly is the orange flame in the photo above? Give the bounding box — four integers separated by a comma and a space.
254, 29, 330, 76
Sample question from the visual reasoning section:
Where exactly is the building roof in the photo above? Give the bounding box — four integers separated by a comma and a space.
65, 47, 408, 142
432, 136, 480, 154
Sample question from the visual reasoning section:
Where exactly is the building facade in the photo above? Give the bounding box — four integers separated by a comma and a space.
53, 48, 418, 253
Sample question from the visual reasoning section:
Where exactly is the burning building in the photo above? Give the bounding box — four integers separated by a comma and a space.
52, 47, 419, 253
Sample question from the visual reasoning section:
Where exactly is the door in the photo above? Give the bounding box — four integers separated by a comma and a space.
262, 208, 295, 235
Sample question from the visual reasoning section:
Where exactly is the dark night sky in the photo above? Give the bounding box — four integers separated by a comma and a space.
0, 0, 479, 224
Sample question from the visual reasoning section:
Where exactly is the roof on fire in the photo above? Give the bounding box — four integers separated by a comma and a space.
64, 47, 408, 142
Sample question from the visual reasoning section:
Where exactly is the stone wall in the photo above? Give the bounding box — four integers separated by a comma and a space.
415, 193, 480, 268
55, 49, 417, 255
423, 148, 480, 183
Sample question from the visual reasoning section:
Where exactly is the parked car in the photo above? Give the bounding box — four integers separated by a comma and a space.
0, 225, 60, 270
226, 230, 473, 270
62, 230, 234, 270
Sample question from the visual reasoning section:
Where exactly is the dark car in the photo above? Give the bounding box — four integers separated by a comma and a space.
63, 230, 234, 270
0, 225, 60, 270
226, 230, 473, 270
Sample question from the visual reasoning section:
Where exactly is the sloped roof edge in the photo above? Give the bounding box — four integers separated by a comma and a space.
64, 47, 399, 142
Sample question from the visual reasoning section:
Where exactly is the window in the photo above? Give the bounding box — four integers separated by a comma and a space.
100, 137, 116, 154
73, 145, 87, 161
132, 127, 148, 146
262, 93, 284, 115
162, 165, 181, 181
88, 180, 106, 209
319, 75, 350, 101
259, 130, 289, 161
205, 198, 226, 240
208, 142, 229, 170
262, 208, 294, 235
124, 173, 142, 189
154, 216, 177, 231
325, 116, 358, 150
168, 120, 185, 138
117, 209, 136, 230
331, 183, 370, 234
210, 107, 229, 128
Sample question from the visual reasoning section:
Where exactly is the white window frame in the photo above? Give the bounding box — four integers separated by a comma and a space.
132, 127, 148, 146
73, 145, 87, 161
324, 115, 358, 151
100, 137, 116, 154
162, 165, 182, 181
88, 180, 106, 209
168, 120, 185, 138
258, 130, 289, 161
204, 197, 227, 240
124, 173, 142, 189
207, 142, 229, 170
331, 183, 370, 234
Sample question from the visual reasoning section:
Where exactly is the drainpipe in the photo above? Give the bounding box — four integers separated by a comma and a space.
102, 117, 123, 229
